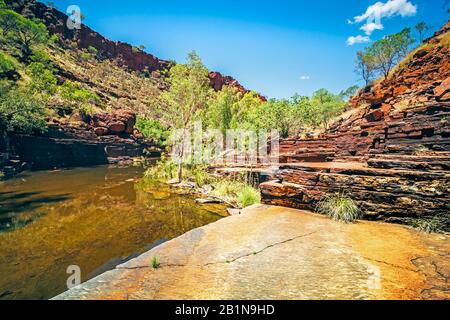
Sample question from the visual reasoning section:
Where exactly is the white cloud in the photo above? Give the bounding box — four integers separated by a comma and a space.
349, 0, 417, 36
299, 75, 310, 80
347, 35, 371, 46
361, 22, 384, 35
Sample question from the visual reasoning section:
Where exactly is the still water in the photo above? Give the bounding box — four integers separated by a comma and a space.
0, 165, 226, 300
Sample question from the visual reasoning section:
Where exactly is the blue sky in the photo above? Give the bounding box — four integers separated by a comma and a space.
50, 0, 449, 98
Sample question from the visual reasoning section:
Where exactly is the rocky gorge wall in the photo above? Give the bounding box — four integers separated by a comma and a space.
5, 0, 255, 95
2, 110, 158, 174
261, 23, 450, 224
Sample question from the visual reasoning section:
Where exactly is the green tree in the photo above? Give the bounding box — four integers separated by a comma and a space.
206, 85, 239, 135
339, 85, 359, 101
415, 22, 428, 43
0, 8, 48, 60
310, 89, 346, 131
366, 28, 415, 79
158, 51, 212, 181
257, 99, 293, 138
230, 91, 263, 130
0, 88, 47, 133
291, 94, 316, 130
355, 50, 376, 86
135, 117, 169, 146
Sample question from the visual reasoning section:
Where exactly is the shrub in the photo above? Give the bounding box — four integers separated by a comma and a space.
0, 52, 16, 77
237, 185, 261, 208
316, 192, 360, 223
407, 216, 447, 234
78, 104, 96, 117
87, 46, 98, 56
0, 88, 47, 133
144, 155, 177, 180
211, 179, 261, 208
30, 49, 53, 68
59, 80, 101, 104
135, 117, 169, 146
27, 62, 57, 94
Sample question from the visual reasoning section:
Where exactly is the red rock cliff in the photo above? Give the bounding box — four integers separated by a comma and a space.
5, 0, 258, 95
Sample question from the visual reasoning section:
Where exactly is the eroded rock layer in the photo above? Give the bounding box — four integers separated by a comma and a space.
262, 22, 450, 222
9, 110, 157, 170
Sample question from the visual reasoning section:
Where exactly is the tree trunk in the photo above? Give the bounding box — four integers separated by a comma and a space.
177, 129, 186, 182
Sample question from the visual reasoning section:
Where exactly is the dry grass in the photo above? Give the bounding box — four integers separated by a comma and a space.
46, 46, 164, 118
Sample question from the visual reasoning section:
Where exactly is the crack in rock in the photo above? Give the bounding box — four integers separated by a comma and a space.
361, 256, 418, 272
118, 231, 317, 270
205, 231, 318, 266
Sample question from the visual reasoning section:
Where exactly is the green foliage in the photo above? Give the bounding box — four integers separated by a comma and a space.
150, 257, 161, 269
30, 48, 52, 67
0, 7, 49, 60
415, 22, 428, 43
0, 78, 13, 94
136, 117, 169, 146
158, 51, 212, 180
58, 80, 101, 116
48, 34, 59, 45
237, 185, 261, 208
144, 155, 178, 180
59, 80, 100, 104
310, 89, 346, 131
87, 46, 98, 56
355, 50, 376, 86
407, 216, 447, 234
159, 51, 212, 129
316, 192, 361, 223
79, 51, 92, 62
364, 28, 415, 80
256, 98, 297, 138
0, 87, 47, 133
203, 85, 347, 139
27, 62, 57, 94
339, 85, 359, 100
189, 164, 211, 187
413, 145, 430, 155
211, 179, 261, 208
0, 51, 15, 76
205, 86, 239, 135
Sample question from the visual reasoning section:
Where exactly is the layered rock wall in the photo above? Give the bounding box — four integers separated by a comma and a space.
262, 23, 450, 222
7, 110, 155, 171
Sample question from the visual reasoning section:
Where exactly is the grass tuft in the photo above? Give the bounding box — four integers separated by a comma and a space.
150, 257, 161, 269
413, 145, 430, 155
316, 192, 361, 223
407, 216, 447, 234
238, 185, 261, 208
211, 179, 261, 208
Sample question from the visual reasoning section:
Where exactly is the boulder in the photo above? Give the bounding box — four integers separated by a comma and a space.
94, 127, 109, 136
109, 122, 126, 134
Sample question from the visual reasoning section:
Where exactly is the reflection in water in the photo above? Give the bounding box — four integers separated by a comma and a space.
0, 165, 226, 300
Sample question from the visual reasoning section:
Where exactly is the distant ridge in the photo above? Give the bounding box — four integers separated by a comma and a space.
5, 0, 260, 96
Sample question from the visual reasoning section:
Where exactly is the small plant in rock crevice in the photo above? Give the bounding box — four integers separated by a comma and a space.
150, 257, 161, 269
316, 192, 361, 223
407, 216, 448, 234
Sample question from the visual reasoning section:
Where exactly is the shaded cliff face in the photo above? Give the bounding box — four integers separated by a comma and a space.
5, 0, 255, 95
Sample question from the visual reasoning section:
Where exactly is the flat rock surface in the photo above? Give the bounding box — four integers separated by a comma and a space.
54, 205, 449, 300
